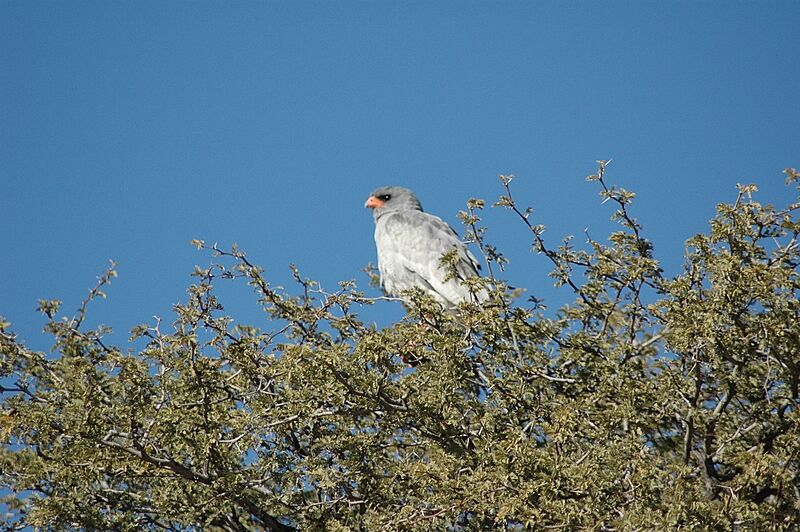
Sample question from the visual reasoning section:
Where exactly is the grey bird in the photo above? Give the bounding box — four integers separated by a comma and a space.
365, 186, 487, 310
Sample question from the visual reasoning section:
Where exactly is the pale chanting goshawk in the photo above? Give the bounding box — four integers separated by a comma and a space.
365, 186, 488, 310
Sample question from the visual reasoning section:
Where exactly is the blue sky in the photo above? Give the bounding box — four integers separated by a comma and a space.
2, 1, 798, 351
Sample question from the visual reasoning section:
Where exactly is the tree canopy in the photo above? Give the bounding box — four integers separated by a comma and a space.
2, 166, 799, 530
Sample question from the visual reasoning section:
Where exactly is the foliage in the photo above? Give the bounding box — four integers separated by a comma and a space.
2, 165, 799, 531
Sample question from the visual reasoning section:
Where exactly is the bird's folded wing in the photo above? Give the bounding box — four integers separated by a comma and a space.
378, 210, 482, 306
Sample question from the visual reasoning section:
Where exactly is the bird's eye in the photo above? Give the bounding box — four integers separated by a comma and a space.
379, 194, 392, 201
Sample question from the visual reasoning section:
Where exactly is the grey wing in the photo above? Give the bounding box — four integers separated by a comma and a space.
376, 211, 483, 307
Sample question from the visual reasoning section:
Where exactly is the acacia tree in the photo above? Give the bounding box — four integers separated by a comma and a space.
2, 165, 799, 530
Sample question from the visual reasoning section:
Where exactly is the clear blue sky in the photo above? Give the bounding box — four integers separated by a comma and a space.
2, 1, 798, 351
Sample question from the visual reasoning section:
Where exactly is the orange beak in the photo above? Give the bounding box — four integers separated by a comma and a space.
364, 196, 385, 209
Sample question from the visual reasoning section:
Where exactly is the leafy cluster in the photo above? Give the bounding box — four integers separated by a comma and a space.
2, 166, 799, 530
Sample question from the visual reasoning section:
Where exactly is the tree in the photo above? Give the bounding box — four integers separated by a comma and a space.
2, 165, 799, 531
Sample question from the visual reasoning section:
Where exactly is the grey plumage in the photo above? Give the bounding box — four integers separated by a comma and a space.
365, 186, 487, 310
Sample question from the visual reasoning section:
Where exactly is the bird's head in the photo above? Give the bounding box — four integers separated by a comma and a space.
364, 186, 423, 219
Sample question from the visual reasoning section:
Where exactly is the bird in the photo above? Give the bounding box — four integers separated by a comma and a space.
365, 186, 488, 310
